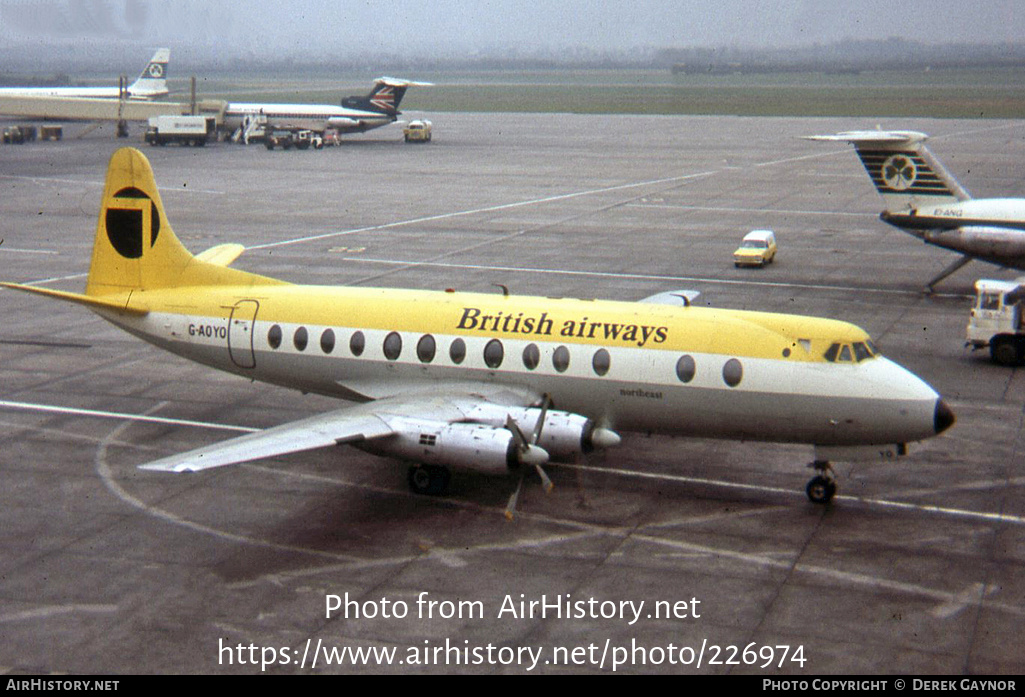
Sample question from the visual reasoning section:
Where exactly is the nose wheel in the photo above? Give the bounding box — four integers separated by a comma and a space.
806, 461, 837, 504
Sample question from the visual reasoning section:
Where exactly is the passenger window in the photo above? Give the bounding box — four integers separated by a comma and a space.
417, 335, 436, 363
484, 339, 504, 369
449, 338, 466, 364
383, 331, 402, 361
675, 355, 696, 383
349, 330, 365, 357
293, 326, 308, 352
722, 358, 742, 387
320, 328, 335, 354
268, 324, 282, 350
522, 343, 540, 370
592, 349, 610, 376
553, 346, 570, 373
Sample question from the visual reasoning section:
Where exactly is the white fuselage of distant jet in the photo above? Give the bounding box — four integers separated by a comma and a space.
222, 102, 395, 134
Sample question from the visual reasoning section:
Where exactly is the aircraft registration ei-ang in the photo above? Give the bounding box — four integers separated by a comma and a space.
1, 149, 955, 514
0, 49, 170, 100
806, 130, 1025, 290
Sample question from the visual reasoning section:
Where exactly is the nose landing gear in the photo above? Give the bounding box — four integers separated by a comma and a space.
806, 460, 837, 504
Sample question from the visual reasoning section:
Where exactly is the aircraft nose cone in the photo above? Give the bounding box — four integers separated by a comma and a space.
934, 399, 955, 434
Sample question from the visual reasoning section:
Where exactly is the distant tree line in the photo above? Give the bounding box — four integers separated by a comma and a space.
658, 38, 1025, 74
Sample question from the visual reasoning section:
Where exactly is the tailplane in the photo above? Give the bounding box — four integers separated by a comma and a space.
340, 77, 432, 115
805, 130, 970, 214
127, 48, 170, 98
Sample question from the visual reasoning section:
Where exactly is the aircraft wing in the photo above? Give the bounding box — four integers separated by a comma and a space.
138, 405, 395, 472
138, 385, 539, 473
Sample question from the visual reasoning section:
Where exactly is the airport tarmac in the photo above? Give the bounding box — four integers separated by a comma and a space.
1, 113, 1024, 675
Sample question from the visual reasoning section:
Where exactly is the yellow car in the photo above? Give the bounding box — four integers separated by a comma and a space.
733, 230, 777, 267
403, 120, 433, 143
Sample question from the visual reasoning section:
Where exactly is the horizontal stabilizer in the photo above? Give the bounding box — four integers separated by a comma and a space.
194, 243, 245, 267
803, 130, 929, 146
376, 76, 435, 87
0, 282, 148, 315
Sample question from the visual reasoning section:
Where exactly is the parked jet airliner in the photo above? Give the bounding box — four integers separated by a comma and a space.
0, 49, 170, 100
1, 149, 954, 511
223, 77, 431, 141
806, 130, 1025, 289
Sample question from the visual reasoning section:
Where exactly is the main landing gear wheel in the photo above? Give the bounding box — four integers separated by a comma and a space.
805, 461, 837, 504
407, 464, 451, 496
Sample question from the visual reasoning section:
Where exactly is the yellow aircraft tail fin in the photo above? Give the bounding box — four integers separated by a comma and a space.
85, 147, 281, 297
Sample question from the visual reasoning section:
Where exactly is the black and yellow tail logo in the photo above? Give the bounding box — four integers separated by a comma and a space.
105, 187, 161, 259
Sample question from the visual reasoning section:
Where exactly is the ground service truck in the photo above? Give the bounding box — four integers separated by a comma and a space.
144, 116, 215, 147
966, 279, 1025, 365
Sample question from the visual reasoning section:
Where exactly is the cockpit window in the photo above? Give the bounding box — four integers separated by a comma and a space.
825, 341, 878, 363
853, 342, 873, 362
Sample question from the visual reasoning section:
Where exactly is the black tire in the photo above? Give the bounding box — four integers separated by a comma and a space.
265, 140, 274, 150
990, 337, 1021, 366
806, 475, 837, 504
408, 465, 451, 496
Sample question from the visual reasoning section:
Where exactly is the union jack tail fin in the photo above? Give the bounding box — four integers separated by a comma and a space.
340, 77, 431, 115
804, 130, 970, 213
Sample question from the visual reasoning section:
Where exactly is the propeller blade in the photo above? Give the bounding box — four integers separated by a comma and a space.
505, 415, 528, 449
534, 463, 554, 494
504, 473, 525, 521
531, 394, 551, 444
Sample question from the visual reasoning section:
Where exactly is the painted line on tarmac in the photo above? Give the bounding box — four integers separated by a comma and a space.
329, 256, 971, 299
8, 398, 1014, 528
247, 169, 724, 252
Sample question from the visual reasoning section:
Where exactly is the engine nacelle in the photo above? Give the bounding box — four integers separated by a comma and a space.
461, 404, 620, 461
357, 421, 521, 476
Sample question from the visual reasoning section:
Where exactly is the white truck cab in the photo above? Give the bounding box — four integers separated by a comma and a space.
966, 279, 1025, 365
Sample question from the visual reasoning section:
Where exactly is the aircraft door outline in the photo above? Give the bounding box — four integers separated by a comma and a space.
228, 299, 259, 369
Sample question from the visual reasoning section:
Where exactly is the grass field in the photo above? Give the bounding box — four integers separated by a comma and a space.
41, 67, 1025, 118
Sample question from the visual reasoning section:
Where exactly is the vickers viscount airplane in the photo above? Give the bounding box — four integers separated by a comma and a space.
0, 49, 170, 100
1, 149, 954, 511
223, 77, 431, 142
806, 130, 1025, 290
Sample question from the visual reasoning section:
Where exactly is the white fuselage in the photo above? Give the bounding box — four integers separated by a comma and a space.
222, 103, 395, 134
0, 86, 166, 99
883, 198, 1025, 268
96, 294, 946, 451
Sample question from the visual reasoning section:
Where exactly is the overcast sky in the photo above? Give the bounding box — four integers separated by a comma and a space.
2, 0, 1023, 60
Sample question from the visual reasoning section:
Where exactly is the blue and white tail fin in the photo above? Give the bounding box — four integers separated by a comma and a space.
340, 77, 432, 115
805, 130, 971, 213
127, 48, 170, 98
